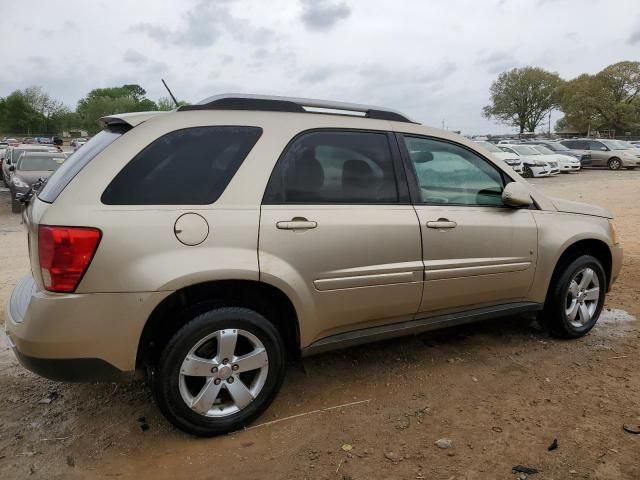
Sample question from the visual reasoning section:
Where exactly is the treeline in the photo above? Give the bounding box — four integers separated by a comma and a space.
0, 84, 185, 136
483, 61, 640, 135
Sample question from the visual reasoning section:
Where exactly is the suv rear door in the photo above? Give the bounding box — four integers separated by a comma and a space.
561, 140, 596, 166
259, 130, 423, 347
397, 134, 538, 314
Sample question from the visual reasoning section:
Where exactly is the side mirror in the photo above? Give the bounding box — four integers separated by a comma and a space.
600, 146, 607, 151
502, 182, 532, 208
9, 165, 15, 172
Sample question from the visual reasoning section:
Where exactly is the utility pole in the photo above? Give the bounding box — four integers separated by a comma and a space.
548, 111, 551, 137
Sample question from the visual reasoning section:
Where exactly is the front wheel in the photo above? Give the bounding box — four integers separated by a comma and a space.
542, 255, 606, 338
608, 158, 622, 170
153, 307, 286, 437
522, 165, 534, 178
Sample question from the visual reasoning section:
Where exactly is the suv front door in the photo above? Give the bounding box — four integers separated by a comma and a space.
398, 135, 538, 314
259, 130, 423, 347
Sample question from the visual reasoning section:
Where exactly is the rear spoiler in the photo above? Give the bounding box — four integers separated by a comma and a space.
99, 111, 166, 129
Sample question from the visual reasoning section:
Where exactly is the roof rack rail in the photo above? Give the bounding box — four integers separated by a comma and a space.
177, 93, 416, 123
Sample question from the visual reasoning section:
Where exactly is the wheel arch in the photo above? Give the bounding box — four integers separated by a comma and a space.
137, 280, 301, 370
547, 238, 613, 297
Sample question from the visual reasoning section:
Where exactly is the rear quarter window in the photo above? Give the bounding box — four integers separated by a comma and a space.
101, 126, 262, 205
38, 128, 126, 203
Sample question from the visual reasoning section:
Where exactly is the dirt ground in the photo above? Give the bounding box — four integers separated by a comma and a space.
0, 170, 639, 480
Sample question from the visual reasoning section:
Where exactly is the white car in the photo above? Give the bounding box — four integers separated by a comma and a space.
529, 144, 580, 173
499, 144, 558, 178
473, 140, 524, 174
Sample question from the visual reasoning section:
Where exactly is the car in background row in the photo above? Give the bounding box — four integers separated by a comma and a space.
473, 140, 523, 174
560, 139, 640, 170
8, 151, 68, 212
529, 144, 581, 173
70, 137, 87, 148
499, 144, 559, 177
526, 140, 592, 167
1, 144, 59, 187
630, 140, 640, 148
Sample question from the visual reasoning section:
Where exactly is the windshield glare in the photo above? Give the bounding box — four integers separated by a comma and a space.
601, 140, 624, 150
546, 142, 570, 151
18, 153, 67, 171
513, 146, 540, 155
477, 141, 502, 153
533, 145, 554, 155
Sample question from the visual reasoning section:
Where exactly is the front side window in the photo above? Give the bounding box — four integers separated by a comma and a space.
404, 136, 505, 206
590, 140, 607, 151
102, 126, 262, 205
263, 130, 398, 204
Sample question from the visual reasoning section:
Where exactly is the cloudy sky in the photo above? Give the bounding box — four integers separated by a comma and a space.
1, 0, 639, 133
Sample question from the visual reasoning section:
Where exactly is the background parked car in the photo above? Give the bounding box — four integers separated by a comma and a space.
527, 140, 592, 167
473, 140, 523, 174
1, 145, 58, 187
500, 144, 558, 177
529, 144, 581, 173
630, 140, 640, 148
8, 151, 68, 212
560, 139, 640, 170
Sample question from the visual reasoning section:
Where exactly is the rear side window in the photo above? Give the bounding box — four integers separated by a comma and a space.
102, 126, 262, 205
263, 130, 399, 204
39, 129, 126, 203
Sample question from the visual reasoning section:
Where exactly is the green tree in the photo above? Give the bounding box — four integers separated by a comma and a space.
483, 67, 564, 133
76, 84, 158, 133
559, 61, 640, 133
156, 96, 189, 111
2, 91, 39, 133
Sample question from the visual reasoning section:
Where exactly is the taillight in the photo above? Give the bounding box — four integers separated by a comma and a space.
38, 225, 102, 293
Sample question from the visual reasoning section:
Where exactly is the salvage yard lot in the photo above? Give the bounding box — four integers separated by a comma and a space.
1, 170, 639, 480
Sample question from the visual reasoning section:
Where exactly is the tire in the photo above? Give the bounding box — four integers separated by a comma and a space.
11, 196, 21, 213
542, 255, 606, 339
153, 307, 286, 437
522, 165, 534, 178
608, 157, 622, 170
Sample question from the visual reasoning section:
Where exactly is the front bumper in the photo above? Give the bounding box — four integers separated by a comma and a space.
610, 244, 623, 290
6, 274, 170, 381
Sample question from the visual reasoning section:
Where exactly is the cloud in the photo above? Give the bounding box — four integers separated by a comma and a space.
628, 26, 640, 45
300, 66, 343, 84
122, 49, 168, 75
131, 1, 274, 49
475, 50, 519, 74
300, 0, 351, 31
123, 49, 147, 65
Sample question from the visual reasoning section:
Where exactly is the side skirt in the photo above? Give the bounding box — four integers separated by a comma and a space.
301, 301, 543, 357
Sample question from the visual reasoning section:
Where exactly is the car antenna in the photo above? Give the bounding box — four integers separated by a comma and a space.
161, 79, 179, 108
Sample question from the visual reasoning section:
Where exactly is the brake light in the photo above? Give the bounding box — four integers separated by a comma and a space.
38, 225, 102, 293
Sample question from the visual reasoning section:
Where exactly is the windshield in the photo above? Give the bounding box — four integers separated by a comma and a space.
532, 145, 554, 155
601, 140, 625, 150
39, 128, 127, 203
614, 140, 634, 149
512, 145, 540, 155
545, 142, 570, 152
17, 153, 67, 171
476, 141, 502, 153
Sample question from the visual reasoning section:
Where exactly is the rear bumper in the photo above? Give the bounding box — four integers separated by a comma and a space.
6, 274, 170, 381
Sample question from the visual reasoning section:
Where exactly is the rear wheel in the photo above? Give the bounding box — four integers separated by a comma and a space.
608, 158, 622, 170
11, 195, 21, 213
153, 307, 286, 437
542, 255, 606, 338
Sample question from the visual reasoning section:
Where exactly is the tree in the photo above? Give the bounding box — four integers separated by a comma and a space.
483, 67, 564, 133
156, 96, 189, 111
559, 61, 640, 133
76, 84, 158, 133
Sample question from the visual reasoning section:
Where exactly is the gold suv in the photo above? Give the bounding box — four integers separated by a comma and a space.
6, 95, 623, 436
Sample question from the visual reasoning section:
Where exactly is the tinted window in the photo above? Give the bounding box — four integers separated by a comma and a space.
263, 131, 398, 204
102, 126, 262, 205
39, 129, 125, 203
589, 140, 606, 150
404, 136, 505, 206
563, 140, 588, 150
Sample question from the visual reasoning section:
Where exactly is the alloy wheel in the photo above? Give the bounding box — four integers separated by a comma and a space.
565, 268, 600, 328
178, 329, 269, 417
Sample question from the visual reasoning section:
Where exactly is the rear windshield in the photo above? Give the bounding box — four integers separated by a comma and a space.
38, 128, 126, 203
17, 153, 67, 171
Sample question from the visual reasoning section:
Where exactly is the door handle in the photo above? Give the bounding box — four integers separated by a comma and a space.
426, 218, 457, 229
276, 218, 318, 230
